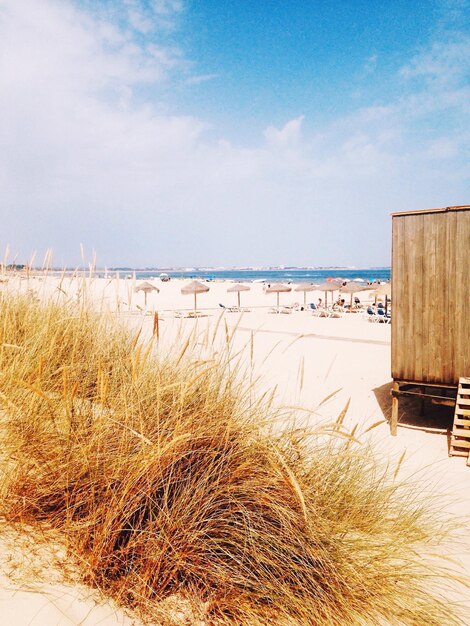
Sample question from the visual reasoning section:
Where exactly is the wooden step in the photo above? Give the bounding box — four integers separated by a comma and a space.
449, 378, 470, 462
450, 437, 470, 449
453, 417, 470, 428
450, 449, 470, 458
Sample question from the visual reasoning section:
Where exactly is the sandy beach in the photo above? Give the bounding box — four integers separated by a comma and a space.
1, 274, 469, 625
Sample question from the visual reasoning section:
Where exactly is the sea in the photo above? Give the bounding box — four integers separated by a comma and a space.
119, 268, 391, 284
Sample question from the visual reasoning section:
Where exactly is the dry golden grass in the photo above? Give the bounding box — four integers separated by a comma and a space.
0, 282, 467, 625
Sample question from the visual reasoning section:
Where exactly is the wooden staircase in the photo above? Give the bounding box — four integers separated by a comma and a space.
449, 378, 470, 465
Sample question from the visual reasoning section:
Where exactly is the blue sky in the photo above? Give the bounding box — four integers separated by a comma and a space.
181, 1, 436, 131
1, 0, 469, 267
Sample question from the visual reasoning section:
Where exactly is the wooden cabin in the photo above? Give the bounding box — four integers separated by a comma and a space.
390, 205, 470, 434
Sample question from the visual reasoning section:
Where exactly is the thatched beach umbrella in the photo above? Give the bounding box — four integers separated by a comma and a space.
227, 283, 251, 308
316, 282, 340, 307
372, 282, 392, 313
181, 280, 210, 312
134, 281, 159, 307
294, 283, 316, 306
339, 282, 367, 308
265, 283, 292, 309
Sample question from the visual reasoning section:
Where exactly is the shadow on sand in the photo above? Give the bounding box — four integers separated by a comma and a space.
373, 382, 455, 439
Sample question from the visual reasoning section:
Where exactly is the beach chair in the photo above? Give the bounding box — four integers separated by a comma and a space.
308, 303, 322, 317
284, 302, 300, 311
365, 306, 378, 322
376, 308, 391, 323
365, 307, 390, 323
219, 303, 240, 313
316, 307, 340, 318
173, 310, 207, 319
324, 305, 345, 318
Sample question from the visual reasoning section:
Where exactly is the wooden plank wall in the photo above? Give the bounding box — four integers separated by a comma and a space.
392, 208, 470, 385
450, 210, 470, 380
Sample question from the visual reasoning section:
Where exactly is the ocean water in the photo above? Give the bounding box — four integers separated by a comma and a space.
128, 268, 391, 284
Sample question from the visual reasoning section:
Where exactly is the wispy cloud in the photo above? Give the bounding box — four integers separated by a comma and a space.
363, 54, 378, 75
132, 0, 183, 31
400, 36, 470, 86
185, 73, 219, 86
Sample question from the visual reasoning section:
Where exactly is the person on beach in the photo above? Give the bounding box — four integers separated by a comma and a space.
317, 298, 323, 308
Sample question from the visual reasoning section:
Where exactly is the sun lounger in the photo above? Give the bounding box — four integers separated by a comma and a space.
317, 306, 345, 318
174, 310, 208, 318
219, 302, 251, 313
308, 303, 323, 317
219, 303, 240, 313
365, 307, 391, 323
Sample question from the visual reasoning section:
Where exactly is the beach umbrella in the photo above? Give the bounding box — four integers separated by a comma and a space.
372, 282, 392, 313
227, 283, 251, 308
265, 283, 292, 309
339, 282, 367, 308
294, 283, 316, 306
134, 281, 159, 307
181, 280, 210, 312
316, 282, 340, 307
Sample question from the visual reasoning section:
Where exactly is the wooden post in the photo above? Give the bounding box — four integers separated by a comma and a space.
419, 386, 425, 416
391, 381, 399, 436
153, 311, 159, 339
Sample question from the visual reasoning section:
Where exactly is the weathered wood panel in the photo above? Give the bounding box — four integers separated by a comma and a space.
451, 210, 470, 379
392, 206, 470, 386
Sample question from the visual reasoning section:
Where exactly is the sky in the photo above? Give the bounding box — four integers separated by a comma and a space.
0, 0, 469, 268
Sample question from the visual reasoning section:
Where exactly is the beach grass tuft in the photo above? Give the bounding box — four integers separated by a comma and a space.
0, 283, 466, 625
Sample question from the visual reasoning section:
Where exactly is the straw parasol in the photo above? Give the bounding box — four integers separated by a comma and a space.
181, 280, 210, 312
316, 282, 340, 307
372, 282, 392, 312
339, 282, 367, 308
265, 283, 292, 309
227, 283, 251, 308
134, 281, 159, 307
294, 283, 316, 306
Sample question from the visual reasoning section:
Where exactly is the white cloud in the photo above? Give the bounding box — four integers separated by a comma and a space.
122, 0, 183, 33
0, 0, 468, 267
400, 36, 470, 87
264, 116, 305, 148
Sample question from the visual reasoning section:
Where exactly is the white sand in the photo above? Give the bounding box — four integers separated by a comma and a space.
1, 275, 469, 624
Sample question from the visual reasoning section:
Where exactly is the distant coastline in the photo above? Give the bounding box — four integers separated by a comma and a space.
116, 267, 391, 284
109, 265, 391, 272
15, 265, 391, 284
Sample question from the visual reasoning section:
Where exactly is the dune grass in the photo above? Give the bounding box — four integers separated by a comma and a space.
0, 282, 466, 625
